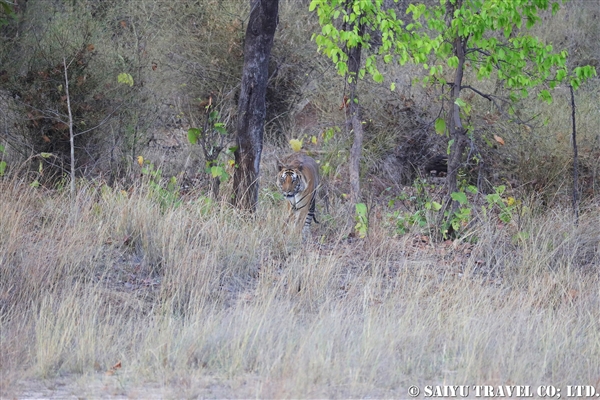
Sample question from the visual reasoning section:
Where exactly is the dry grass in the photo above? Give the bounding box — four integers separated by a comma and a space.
1, 178, 599, 398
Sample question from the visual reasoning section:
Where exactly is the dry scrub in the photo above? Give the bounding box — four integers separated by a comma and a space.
1, 179, 599, 398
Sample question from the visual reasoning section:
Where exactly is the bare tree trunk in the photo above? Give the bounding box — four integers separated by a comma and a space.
570, 84, 579, 225
347, 23, 365, 206
232, 0, 279, 211
63, 57, 75, 197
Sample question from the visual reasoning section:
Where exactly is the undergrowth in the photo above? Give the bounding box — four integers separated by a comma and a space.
1, 177, 598, 398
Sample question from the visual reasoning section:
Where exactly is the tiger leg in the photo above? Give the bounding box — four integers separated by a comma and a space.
309, 195, 318, 224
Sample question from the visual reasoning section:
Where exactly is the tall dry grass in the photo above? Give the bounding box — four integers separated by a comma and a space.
1, 178, 599, 398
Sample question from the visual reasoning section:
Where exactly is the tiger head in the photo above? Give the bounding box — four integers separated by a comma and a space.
277, 166, 304, 199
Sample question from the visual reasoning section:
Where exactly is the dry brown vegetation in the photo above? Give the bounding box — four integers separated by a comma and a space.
1, 178, 599, 398
1, 0, 600, 398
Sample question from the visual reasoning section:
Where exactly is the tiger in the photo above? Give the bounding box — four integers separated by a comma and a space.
276, 153, 320, 237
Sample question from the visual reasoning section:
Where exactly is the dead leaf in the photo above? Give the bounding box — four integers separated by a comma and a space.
339, 95, 349, 110
52, 122, 68, 131
493, 135, 505, 146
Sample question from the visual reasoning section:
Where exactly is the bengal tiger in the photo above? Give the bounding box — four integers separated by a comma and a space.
276, 153, 320, 237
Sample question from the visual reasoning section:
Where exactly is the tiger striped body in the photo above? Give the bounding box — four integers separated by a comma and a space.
277, 153, 320, 237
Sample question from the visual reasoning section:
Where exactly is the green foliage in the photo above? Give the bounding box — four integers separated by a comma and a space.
187, 128, 201, 145
311, 0, 596, 101
483, 185, 519, 225
0, 144, 6, 176
322, 126, 339, 144
354, 202, 368, 238
389, 179, 525, 240
117, 73, 134, 87
312, 0, 596, 233
310, 0, 410, 87
0, 0, 15, 28
445, 190, 472, 239
388, 178, 441, 236
434, 118, 446, 135
188, 108, 233, 197
140, 160, 181, 210
404, 0, 596, 100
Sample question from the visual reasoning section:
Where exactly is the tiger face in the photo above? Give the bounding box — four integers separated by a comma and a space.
277, 153, 320, 237
278, 169, 303, 199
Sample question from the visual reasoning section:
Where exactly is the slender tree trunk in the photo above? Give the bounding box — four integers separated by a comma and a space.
63, 57, 76, 197
232, 0, 278, 211
347, 23, 365, 206
570, 84, 579, 225
445, 0, 468, 215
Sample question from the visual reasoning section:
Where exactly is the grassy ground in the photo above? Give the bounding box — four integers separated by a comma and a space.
1, 178, 599, 399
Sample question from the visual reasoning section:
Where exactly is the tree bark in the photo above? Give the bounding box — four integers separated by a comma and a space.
347, 22, 365, 206
232, 0, 279, 211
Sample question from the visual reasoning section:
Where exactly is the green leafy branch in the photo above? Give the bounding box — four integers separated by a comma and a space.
188, 103, 233, 198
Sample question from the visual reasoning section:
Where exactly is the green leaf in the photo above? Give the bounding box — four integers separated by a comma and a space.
434, 118, 446, 135
538, 89, 552, 104
355, 202, 367, 216
117, 73, 134, 87
213, 123, 227, 135
0, 160, 6, 176
355, 202, 368, 238
210, 165, 225, 179
447, 56, 459, 68
187, 128, 201, 145
454, 98, 467, 108
466, 185, 478, 194
451, 191, 468, 205
373, 71, 384, 83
